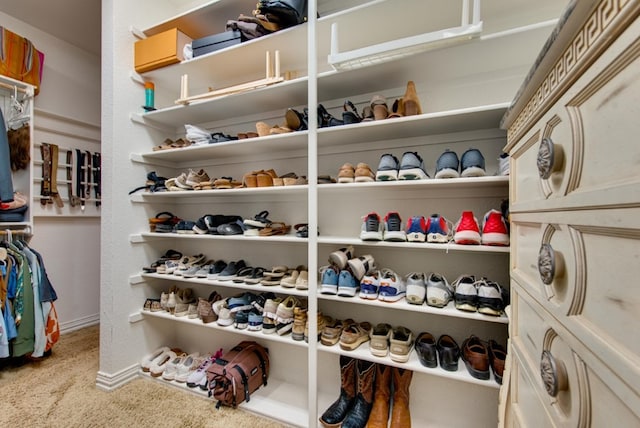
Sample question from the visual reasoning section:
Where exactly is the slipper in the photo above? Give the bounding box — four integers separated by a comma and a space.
244, 210, 271, 228
214, 177, 234, 189
262, 265, 289, 281
294, 223, 309, 238
232, 266, 255, 283
170, 138, 190, 148
152, 138, 175, 151
244, 267, 266, 284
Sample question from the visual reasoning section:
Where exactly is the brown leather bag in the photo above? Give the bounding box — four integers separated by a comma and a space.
207, 341, 270, 408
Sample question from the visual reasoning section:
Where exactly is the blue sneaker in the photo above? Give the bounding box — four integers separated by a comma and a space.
359, 270, 380, 300
405, 215, 427, 242
460, 149, 486, 177
425, 214, 453, 243
337, 269, 359, 297
383, 212, 406, 242
375, 153, 399, 181
435, 150, 460, 179
247, 309, 264, 331
320, 265, 340, 294
398, 151, 429, 180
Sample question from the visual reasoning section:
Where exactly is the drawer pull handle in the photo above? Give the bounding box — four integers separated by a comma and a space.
537, 137, 563, 179
538, 243, 557, 285
540, 350, 568, 397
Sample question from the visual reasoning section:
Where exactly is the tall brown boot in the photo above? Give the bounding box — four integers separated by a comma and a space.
320, 356, 357, 427
390, 367, 413, 428
366, 364, 391, 428
342, 359, 376, 428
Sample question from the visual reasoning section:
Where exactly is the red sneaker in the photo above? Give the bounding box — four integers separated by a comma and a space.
481, 209, 510, 246
454, 211, 481, 245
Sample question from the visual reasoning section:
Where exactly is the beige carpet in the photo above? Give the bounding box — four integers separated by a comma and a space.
0, 325, 289, 427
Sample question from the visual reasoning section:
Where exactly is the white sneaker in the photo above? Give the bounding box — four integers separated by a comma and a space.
452, 274, 477, 312
378, 269, 406, 302
162, 353, 187, 381
347, 255, 375, 281
425, 272, 453, 308
174, 352, 201, 383
328, 245, 355, 270
186, 354, 214, 388
360, 212, 383, 241
405, 272, 426, 305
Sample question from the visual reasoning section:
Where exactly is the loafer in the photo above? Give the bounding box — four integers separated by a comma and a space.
369, 323, 392, 357
389, 325, 413, 363
461, 335, 490, 380
415, 332, 437, 368
488, 339, 507, 384
437, 334, 460, 372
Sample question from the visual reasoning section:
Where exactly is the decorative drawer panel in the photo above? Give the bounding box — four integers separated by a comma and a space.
510, 220, 577, 312
511, 209, 640, 377
511, 294, 592, 427
509, 17, 640, 213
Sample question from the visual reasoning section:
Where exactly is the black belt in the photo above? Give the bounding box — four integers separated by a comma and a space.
67, 150, 80, 207
92, 152, 101, 206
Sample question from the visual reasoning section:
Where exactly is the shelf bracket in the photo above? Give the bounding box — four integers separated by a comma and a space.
129, 112, 173, 134
129, 274, 145, 285
129, 26, 146, 40
329, 0, 483, 71
129, 312, 144, 323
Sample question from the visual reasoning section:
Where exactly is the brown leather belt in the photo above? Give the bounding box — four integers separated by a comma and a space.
39, 143, 64, 207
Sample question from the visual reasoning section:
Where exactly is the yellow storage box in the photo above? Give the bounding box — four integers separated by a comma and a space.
134, 28, 192, 73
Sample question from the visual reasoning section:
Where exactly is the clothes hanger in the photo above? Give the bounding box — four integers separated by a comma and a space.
6, 86, 30, 130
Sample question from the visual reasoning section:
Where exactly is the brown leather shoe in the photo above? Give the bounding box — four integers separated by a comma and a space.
488, 339, 507, 384
462, 335, 490, 380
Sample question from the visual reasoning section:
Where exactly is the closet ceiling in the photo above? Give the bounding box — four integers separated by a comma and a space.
0, 0, 101, 55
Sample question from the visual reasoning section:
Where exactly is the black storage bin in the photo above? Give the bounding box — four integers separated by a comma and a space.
192, 30, 242, 57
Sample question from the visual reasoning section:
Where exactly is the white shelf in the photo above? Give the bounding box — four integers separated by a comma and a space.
136, 131, 308, 165
317, 103, 508, 147
130, 184, 308, 202
131, 232, 307, 244
135, 77, 309, 129
140, 371, 309, 427
318, 294, 509, 324
318, 341, 501, 389
141, 272, 310, 298
318, 236, 510, 254
141, 310, 309, 348
319, 175, 509, 193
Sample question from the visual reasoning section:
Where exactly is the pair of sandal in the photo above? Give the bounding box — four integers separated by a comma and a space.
370, 80, 423, 120
142, 249, 183, 272
152, 138, 191, 151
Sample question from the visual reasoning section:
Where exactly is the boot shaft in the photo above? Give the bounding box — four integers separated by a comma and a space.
390, 367, 413, 428
365, 363, 392, 428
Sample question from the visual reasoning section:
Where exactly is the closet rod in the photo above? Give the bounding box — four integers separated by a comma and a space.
0, 81, 28, 93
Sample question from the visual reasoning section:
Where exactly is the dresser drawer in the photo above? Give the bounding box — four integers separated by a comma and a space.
508, 17, 640, 212
511, 285, 640, 425
511, 209, 640, 372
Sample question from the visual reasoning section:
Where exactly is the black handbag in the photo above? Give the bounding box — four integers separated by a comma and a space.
257, 0, 308, 28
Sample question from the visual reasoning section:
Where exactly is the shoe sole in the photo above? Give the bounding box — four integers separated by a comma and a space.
481, 233, 510, 246
378, 293, 405, 302
454, 230, 481, 244
389, 352, 412, 363
398, 168, 428, 180
427, 233, 449, 243
359, 292, 378, 300
321, 284, 338, 294
435, 169, 460, 179
375, 171, 398, 181
360, 232, 383, 241
339, 337, 369, 351
461, 167, 486, 177
478, 306, 503, 316
406, 232, 426, 242
384, 231, 406, 242
455, 302, 477, 312
337, 287, 358, 297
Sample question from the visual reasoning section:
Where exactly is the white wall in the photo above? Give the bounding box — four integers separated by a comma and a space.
0, 11, 102, 331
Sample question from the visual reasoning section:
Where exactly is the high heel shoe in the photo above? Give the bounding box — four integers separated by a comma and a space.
318, 104, 344, 128
342, 100, 362, 124
402, 80, 422, 116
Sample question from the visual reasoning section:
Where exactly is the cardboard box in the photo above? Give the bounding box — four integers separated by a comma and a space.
192, 30, 242, 57
134, 28, 192, 73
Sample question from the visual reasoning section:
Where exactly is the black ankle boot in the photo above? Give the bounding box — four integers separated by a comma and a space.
318, 104, 344, 128
319, 356, 357, 427
341, 359, 376, 428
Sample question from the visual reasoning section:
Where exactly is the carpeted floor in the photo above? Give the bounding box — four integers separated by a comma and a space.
0, 325, 289, 428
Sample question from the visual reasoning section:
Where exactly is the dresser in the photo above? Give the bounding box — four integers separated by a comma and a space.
501, 0, 640, 426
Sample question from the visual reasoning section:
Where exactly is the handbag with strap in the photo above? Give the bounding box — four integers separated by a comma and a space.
256, 0, 309, 28
0, 27, 44, 94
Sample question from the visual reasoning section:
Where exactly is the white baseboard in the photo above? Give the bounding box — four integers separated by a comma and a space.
60, 313, 100, 334
96, 364, 139, 391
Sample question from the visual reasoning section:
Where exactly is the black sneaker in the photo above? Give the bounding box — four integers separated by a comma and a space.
217, 260, 247, 281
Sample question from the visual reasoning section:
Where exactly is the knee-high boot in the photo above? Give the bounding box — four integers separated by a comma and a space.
390, 367, 413, 428
342, 359, 376, 428
366, 363, 391, 428
319, 356, 357, 427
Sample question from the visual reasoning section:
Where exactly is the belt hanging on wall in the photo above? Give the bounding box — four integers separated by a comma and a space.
66, 150, 80, 207
92, 152, 101, 207
40, 143, 64, 207
75, 149, 85, 211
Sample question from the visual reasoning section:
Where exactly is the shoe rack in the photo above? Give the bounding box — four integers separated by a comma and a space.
105, 0, 571, 427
